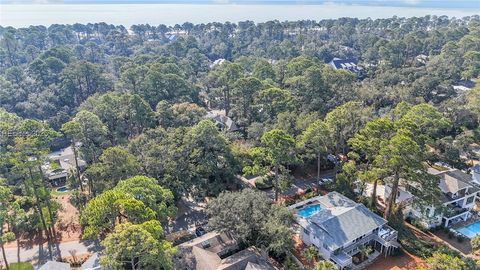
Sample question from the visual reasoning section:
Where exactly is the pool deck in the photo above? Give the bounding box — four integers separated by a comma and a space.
452, 215, 480, 227
451, 215, 480, 238
288, 196, 322, 209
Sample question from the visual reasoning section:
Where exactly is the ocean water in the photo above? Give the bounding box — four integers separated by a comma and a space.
0, 3, 479, 28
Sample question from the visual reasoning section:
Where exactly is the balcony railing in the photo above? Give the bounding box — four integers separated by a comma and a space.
343, 226, 398, 255
444, 206, 470, 219
378, 225, 398, 243
343, 234, 376, 254
331, 251, 352, 267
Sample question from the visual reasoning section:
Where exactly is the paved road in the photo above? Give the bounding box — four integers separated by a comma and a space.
3, 240, 99, 267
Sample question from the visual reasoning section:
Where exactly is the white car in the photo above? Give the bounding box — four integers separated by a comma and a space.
319, 177, 333, 184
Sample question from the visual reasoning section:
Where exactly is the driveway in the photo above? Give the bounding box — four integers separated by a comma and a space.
3, 239, 99, 267
165, 197, 208, 234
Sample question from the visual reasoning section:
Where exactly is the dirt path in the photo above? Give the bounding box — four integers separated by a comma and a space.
5, 194, 82, 249
53, 194, 82, 242
367, 250, 424, 270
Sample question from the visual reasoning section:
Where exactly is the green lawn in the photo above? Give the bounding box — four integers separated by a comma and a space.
9, 262, 34, 270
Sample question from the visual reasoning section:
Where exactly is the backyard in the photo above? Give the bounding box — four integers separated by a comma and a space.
5, 193, 82, 249
367, 251, 425, 270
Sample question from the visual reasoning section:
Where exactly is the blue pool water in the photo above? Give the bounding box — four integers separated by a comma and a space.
456, 221, 480, 238
56, 186, 70, 193
298, 204, 322, 218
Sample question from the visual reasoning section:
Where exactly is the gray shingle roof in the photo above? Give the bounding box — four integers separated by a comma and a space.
328, 58, 362, 73
316, 203, 386, 250
245, 262, 275, 270
294, 192, 387, 250
473, 164, 480, 174
175, 246, 276, 270
329, 58, 358, 69
218, 247, 276, 270
437, 169, 475, 194
192, 246, 222, 270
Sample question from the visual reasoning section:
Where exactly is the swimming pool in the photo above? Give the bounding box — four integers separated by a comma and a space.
56, 186, 70, 193
456, 220, 480, 238
297, 204, 322, 218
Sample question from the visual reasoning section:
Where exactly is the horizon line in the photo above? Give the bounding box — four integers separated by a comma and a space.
1, 0, 479, 9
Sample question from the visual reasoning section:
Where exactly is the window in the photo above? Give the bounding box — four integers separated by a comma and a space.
466, 196, 474, 205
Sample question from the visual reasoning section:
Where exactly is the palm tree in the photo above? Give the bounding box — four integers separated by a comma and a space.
471, 235, 480, 253
359, 245, 373, 261
314, 260, 337, 270
302, 245, 319, 265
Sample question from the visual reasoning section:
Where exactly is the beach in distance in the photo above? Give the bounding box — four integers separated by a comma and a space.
1, 2, 479, 27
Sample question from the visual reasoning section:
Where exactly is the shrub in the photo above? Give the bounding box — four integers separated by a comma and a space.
456, 234, 465, 243
283, 255, 301, 270
255, 175, 273, 189
411, 219, 428, 232
429, 225, 443, 233
393, 217, 436, 258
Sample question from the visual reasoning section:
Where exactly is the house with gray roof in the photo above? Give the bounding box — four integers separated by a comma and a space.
43, 146, 87, 187
328, 57, 365, 78
375, 167, 480, 229
289, 192, 398, 270
402, 168, 479, 228
206, 110, 239, 132
452, 79, 475, 93
174, 231, 276, 270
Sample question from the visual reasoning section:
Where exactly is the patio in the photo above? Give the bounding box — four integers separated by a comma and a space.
353, 250, 381, 270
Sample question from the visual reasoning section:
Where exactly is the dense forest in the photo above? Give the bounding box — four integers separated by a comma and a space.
0, 15, 480, 269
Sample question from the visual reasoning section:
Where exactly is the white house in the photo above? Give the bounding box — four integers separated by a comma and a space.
382, 168, 479, 229
206, 110, 239, 132
289, 192, 398, 270
329, 58, 364, 74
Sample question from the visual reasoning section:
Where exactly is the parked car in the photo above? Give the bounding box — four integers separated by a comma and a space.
319, 177, 333, 185
195, 226, 206, 237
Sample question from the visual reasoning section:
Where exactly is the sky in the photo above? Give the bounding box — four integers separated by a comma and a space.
0, 0, 479, 9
